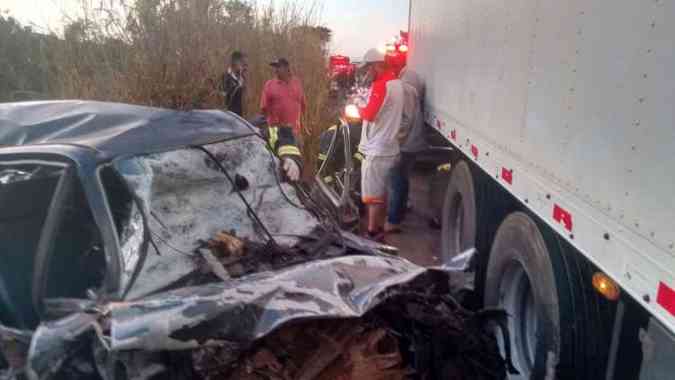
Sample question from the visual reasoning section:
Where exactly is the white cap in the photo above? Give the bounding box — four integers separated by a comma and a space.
359, 48, 385, 68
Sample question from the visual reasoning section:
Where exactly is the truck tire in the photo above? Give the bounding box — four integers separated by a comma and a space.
484, 212, 612, 379
484, 212, 559, 379
441, 161, 477, 264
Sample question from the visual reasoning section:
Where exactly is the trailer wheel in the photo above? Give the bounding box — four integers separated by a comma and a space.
484, 212, 562, 379
441, 161, 477, 264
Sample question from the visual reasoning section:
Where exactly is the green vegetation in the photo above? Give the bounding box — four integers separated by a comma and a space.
0, 16, 54, 101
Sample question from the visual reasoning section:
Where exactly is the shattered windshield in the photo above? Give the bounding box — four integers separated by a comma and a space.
114, 134, 320, 298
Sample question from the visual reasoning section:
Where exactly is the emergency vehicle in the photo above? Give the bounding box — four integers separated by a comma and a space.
329, 54, 356, 92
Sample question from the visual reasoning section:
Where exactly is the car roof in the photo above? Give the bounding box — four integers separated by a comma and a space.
0, 100, 255, 161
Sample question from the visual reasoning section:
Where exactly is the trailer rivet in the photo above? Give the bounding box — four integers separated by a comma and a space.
625, 272, 632, 280
524, 198, 529, 203
643, 74, 648, 79
546, 194, 551, 200
643, 295, 651, 303
569, 234, 575, 240
603, 233, 610, 240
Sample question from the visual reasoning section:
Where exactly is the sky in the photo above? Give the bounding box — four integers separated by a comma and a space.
1, 0, 409, 59
321, 0, 409, 59
1, 0, 81, 33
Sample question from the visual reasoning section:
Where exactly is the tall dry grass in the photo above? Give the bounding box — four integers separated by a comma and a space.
51, 0, 335, 174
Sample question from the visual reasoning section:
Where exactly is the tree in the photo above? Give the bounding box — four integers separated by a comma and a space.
0, 15, 52, 101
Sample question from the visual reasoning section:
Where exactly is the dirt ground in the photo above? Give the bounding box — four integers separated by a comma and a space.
382, 168, 442, 267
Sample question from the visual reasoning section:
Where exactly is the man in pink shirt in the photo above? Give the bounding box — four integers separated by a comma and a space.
260, 58, 306, 140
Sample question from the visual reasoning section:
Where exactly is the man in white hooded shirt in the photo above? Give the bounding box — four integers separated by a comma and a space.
357, 48, 405, 239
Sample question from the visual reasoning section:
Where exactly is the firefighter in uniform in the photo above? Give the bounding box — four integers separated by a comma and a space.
259, 123, 302, 182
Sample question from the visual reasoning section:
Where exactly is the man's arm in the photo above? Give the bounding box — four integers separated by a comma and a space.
398, 84, 418, 144
223, 74, 231, 98
222, 75, 239, 109
260, 81, 270, 116
260, 125, 302, 181
359, 79, 387, 122
299, 80, 307, 113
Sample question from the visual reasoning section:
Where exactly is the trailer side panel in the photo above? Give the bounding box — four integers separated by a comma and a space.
409, 0, 675, 334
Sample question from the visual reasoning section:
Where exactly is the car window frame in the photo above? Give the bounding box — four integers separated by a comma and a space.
96, 161, 151, 300
30, 161, 75, 317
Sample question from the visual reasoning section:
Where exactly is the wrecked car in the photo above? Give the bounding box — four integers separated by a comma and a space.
0, 101, 511, 380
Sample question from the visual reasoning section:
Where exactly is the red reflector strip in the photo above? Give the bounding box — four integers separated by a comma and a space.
471, 145, 478, 159
501, 168, 513, 184
553, 204, 573, 232
657, 282, 675, 317
450, 129, 457, 141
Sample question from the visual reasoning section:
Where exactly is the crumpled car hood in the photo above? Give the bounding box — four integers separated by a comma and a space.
20, 252, 466, 380
108, 254, 429, 351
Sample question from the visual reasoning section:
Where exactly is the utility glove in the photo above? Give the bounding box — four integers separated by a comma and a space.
282, 157, 301, 182
258, 124, 303, 182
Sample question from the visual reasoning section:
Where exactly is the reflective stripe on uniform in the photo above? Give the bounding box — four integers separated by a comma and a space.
437, 163, 451, 172
269, 127, 279, 149
323, 176, 334, 183
353, 152, 365, 162
327, 124, 337, 131
318, 153, 328, 160
278, 145, 301, 156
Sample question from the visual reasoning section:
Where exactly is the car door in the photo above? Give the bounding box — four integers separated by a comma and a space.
0, 156, 107, 328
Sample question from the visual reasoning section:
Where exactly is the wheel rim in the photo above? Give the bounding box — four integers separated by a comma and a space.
443, 193, 464, 264
500, 259, 538, 379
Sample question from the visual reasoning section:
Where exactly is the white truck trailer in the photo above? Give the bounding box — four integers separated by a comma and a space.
408, 1, 675, 379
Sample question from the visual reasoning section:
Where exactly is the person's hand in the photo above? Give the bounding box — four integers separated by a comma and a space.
282, 158, 300, 182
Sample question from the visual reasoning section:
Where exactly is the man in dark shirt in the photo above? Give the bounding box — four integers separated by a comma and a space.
221, 51, 248, 116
